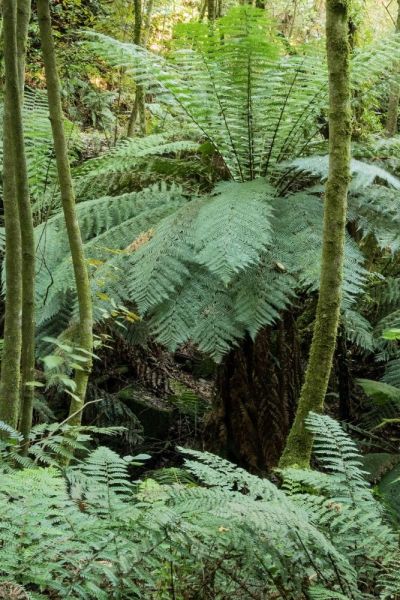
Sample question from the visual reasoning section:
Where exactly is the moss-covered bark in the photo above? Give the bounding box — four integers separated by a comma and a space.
0, 0, 23, 427
127, 0, 147, 137
279, 0, 352, 469
37, 0, 93, 426
16, 0, 36, 446
16, 0, 31, 90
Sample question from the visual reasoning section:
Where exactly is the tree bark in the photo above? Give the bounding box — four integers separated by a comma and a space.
127, 0, 147, 137
16, 0, 36, 446
207, 316, 302, 472
386, 2, 400, 137
207, 0, 216, 21
37, 0, 93, 426
279, 0, 352, 469
0, 0, 23, 428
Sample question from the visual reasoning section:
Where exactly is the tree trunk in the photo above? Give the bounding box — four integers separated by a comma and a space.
386, 2, 400, 137
37, 0, 93, 426
207, 0, 215, 21
17, 0, 36, 446
279, 0, 352, 469
207, 315, 302, 472
127, 0, 147, 138
0, 0, 23, 428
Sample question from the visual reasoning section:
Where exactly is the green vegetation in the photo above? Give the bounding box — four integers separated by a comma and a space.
1, 0, 400, 597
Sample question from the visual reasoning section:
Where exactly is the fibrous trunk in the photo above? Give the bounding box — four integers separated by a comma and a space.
208, 316, 302, 472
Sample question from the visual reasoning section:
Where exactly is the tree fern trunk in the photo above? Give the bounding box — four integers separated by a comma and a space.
208, 317, 301, 472
17, 0, 36, 446
0, 0, 23, 428
279, 0, 352, 469
37, 0, 94, 426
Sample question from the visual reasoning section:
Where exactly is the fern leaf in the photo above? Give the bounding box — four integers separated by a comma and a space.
193, 180, 274, 283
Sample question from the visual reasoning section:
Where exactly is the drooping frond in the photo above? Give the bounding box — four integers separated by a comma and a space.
348, 186, 400, 252
35, 184, 188, 334
193, 180, 274, 283
73, 134, 199, 200
342, 309, 375, 351
85, 7, 327, 181
287, 155, 400, 191
86, 14, 400, 183
271, 192, 367, 308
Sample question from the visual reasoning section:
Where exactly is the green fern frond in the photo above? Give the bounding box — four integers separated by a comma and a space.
288, 155, 400, 190
73, 134, 198, 200
308, 586, 352, 600
342, 309, 375, 351
85, 8, 326, 180
305, 412, 369, 496
193, 180, 274, 283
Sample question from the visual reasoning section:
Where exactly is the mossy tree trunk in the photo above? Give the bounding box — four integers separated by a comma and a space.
127, 0, 147, 137
386, 2, 400, 137
17, 0, 37, 445
279, 0, 352, 469
37, 0, 94, 426
0, 0, 24, 428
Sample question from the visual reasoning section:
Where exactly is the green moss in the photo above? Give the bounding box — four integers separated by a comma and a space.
279, 0, 352, 469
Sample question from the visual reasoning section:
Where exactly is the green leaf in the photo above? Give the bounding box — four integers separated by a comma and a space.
357, 378, 400, 405
43, 355, 64, 370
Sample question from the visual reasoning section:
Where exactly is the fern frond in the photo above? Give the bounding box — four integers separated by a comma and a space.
305, 412, 369, 496
73, 134, 199, 200
193, 180, 274, 283
287, 155, 400, 191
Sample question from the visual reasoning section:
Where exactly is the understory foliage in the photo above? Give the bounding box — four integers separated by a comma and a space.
28, 6, 400, 362
0, 414, 398, 599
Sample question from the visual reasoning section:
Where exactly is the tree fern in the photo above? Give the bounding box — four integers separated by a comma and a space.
36, 180, 370, 360
85, 7, 327, 180
86, 8, 400, 182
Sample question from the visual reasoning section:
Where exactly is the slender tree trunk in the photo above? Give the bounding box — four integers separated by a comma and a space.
199, 0, 207, 21
127, 0, 147, 137
16, 0, 36, 446
386, 2, 400, 137
0, 0, 23, 427
142, 0, 154, 47
207, 0, 216, 21
16, 0, 30, 89
37, 0, 93, 426
279, 0, 352, 469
